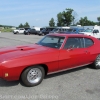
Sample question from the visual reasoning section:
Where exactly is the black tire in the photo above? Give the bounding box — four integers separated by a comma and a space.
21, 66, 45, 87
94, 54, 100, 69
42, 33, 45, 36
28, 32, 30, 35
16, 31, 19, 34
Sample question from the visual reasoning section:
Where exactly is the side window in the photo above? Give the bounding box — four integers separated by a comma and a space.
21, 29, 24, 30
64, 37, 83, 49
32, 29, 35, 31
73, 29, 76, 32
93, 30, 99, 33
84, 38, 94, 47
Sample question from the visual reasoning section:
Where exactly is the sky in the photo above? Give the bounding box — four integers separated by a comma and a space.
0, 0, 100, 27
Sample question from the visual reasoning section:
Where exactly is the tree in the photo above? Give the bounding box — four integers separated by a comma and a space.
49, 18, 55, 27
24, 22, 30, 28
97, 17, 100, 25
57, 12, 64, 26
77, 16, 95, 26
62, 8, 74, 26
18, 23, 24, 28
56, 8, 74, 26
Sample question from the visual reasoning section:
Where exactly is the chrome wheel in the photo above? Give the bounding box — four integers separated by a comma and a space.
27, 68, 42, 84
21, 66, 45, 87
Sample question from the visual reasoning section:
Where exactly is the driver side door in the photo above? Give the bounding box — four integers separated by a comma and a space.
59, 37, 89, 70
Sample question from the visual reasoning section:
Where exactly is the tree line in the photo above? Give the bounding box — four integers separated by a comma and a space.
0, 22, 30, 28
18, 22, 30, 28
49, 8, 100, 27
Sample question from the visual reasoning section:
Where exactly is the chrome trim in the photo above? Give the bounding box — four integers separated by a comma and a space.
47, 62, 92, 75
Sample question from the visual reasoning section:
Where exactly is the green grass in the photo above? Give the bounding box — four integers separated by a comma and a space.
1, 28, 13, 32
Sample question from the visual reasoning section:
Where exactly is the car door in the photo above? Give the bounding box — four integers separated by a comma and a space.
83, 37, 96, 62
31, 29, 35, 34
59, 37, 89, 70
19, 28, 24, 33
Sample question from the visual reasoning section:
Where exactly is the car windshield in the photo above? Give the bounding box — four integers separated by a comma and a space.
51, 28, 60, 32
41, 28, 46, 32
37, 35, 65, 49
66, 29, 73, 32
84, 29, 93, 32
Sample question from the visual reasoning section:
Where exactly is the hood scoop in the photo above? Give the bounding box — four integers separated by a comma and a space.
17, 46, 35, 51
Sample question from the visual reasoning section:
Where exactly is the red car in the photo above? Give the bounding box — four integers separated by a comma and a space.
0, 34, 100, 87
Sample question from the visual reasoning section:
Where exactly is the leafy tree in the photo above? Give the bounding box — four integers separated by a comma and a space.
24, 22, 30, 28
18, 22, 30, 28
97, 17, 100, 25
57, 12, 64, 26
56, 8, 74, 26
0, 25, 3, 27
49, 18, 55, 27
18, 23, 24, 28
77, 16, 95, 26
62, 8, 74, 26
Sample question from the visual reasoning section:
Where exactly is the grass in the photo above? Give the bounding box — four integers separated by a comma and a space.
1, 28, 13, 32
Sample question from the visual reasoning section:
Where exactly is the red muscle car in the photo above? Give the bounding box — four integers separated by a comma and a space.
0, 34, 100, 87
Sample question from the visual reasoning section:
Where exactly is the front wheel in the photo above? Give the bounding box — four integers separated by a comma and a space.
21, 66, 45, 87
94, 54, 100, 69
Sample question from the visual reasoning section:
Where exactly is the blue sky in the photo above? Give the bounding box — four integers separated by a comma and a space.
0, 0, 100, 27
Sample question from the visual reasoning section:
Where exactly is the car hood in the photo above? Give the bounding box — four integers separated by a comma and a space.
0, 44, 51, 63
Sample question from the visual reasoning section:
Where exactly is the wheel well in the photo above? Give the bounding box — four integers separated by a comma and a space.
20, 64, 48, 79
39, 64, 48, 75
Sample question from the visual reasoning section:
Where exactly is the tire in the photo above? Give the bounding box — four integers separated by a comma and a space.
28, 32, 30, 35
21, 66, 45, 87
94, 54, 100, 69
16, 31, 19, 34
42, 33, 45, 36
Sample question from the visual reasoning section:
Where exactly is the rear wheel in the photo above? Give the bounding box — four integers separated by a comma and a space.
42, 33, 45, 36
16, 31, 19, 34
21, 66, 45, 87
94, 54, 100, 69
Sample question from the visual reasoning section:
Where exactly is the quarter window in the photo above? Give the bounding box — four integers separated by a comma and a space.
84, 38, 94, 47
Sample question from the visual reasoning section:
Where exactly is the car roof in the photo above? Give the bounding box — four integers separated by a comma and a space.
47, 33, 97, 39
48, 33, 83, 37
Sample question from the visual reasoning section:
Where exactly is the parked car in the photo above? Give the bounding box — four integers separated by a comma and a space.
80, 26, 100, 39
24, 29, 39, 35
49, 27, 70, 34
38, 27, 55, 35
79, 29, 93, 35
0, 34, 100, 87
13, 28, 25, 34
13, 28, 30, 34
64, 28, 85, 34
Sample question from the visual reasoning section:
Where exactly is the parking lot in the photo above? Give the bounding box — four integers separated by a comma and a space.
0, 32, 100, 100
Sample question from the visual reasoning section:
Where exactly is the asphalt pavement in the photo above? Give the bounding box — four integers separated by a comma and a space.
0, 32, 100, 100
